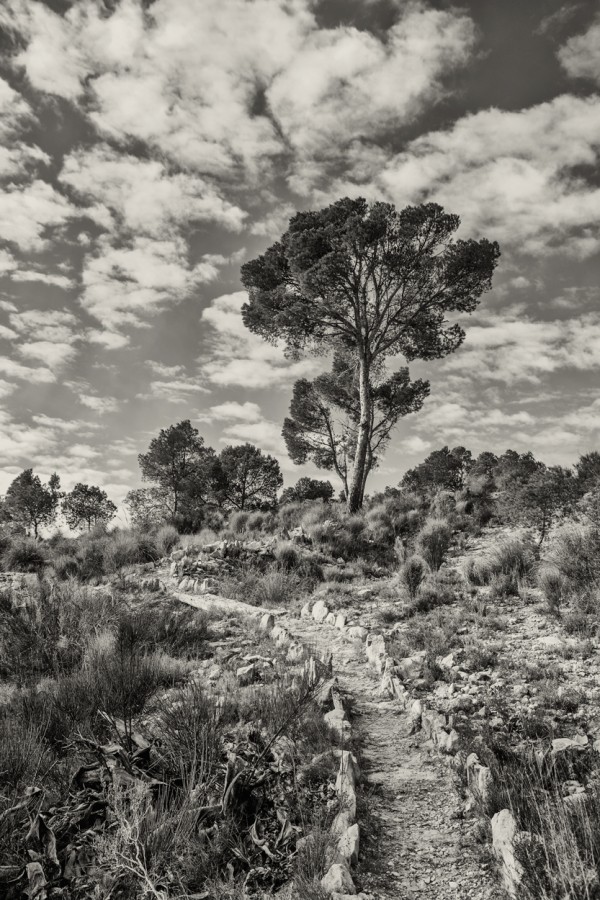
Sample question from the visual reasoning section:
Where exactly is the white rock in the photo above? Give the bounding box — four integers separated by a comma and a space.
326, 612, 337, 626
492, 809, 523, 897
337, 823, 360, 865
335, 613, 347, 629
397, 654, 425, 681
552, 735, 588, 754
324, 708, 352, 743
320, 863, 356, 895
301, 602, 311, 618
313, 600, 329, 623
366, 634, 387, 673
260, 612, 275, 631
347, 625, 367, 641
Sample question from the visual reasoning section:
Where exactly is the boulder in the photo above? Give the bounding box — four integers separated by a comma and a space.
325, 708, 352, 743
313, 600, 329, 623
396, 653, 425, 681
337, 824, 360, 866
491, 809, 523, 897
552, 735, 588, 755
236, 663, 256, 685
300, 602, 312, 618
335, 613, 347, 629
347, 625, 367, 641
365, 634, 387, 674
320, 863, 356, 895
326, 612, 337, 626
259, 612, 274, 631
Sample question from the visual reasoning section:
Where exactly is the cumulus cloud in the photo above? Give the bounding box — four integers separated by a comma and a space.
81, 235, 220, 331
60, 145, 246, 235
368, 94, 600, 257
558, 16, 600, 84
1, 0, 476, 190
199, 291, 321, 389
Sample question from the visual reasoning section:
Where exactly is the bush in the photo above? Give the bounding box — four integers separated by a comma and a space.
3, 537, 46, 573
229, 511, 249, 534
275, 542, 301, 571
154, 524, 180, 557
538, 565, 566, 613
52, 554, 80, 580
465, 534, 536, 596
77, 540, 106, 581
548, 524, 600, 597
400, 555, 429, 599
415, 518, 452, 570
409, 572, 456, 614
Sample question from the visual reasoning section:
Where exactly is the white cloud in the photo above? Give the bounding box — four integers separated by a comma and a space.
60, 145, 246, 235
199, 291, 322, 388
369, 94, 600, 257
81, 235, 219, 331
19, 340, 77, 369
558, 16, 600, 84
79, 394, 119, 414
2, 0, 476, 192
10, 270, 74, 289
207, 401, 263, 422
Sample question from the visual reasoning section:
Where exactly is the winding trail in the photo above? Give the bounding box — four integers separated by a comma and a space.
278, 611, 502, 900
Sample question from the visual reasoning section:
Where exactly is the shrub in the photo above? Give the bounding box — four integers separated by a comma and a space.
415, 518, 452, 570
275, 542, 301, 571
229, 511, 249, 534
253, 569, 302, 606
465, 534, 536, 596
3, 537, 46, 573
52, 554, 80, 580
538, 565, 566, 613
400, 555, 429, 599
154, 524, 180, 557
77, 540, 107, 581
548, 524, 600, 597
0, 717, 54, 790
410, 572, 456, 614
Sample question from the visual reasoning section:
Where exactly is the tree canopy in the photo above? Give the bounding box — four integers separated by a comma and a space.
242, 197, 499, 510
4, 469, 61, 537
280, 477, 334, 504
219, 443, 283, 510
62, 483, 117, 531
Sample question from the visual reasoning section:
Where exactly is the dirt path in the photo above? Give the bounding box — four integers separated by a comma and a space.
280, 612, 501, 900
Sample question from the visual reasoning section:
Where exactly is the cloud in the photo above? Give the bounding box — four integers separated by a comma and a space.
0, 179, 106, 251
19, 340, 77, 369
558, 16, 600, 84
207, 401, 263, 422
199, 291, 322, 388
60, 145, 246, 236
80, 235, 220, 331
2, 0, 476, 193
366, 94, 600, 257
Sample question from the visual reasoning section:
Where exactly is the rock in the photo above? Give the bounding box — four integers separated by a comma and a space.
321, 862, 356, 895
313, 600, 330, 623
437, 728, 460, 754
552, 735, 588, 755
236, 663, 256, 685
325, 708, 352, 743
171, 549, 184, 561
336, 749, 359, 789
466, 753, 492, 804
492, 809, 523, 897
408, 699, 423, 734
326, 612, 337, 626
397, 654, 425, 681
438, 651, 456, 671
335, 613, 347, 629
301, 602, 312, 618
286, 643, 305, 663
366, 634, 387, 674
536, 634, 565, 649
347, 625, 368, 641
260, 612, 274, 631
271, 625, 290, 646
337, 823, 360, 865
169, 560, 179, 576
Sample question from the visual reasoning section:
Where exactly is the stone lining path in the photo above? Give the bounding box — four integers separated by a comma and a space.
278, 612, 502, 900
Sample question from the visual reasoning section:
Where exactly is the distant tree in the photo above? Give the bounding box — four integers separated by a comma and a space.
125, 487, 172, 530
138, 420, 222, 517
280, 477, 334, 504
4, 469, 61, 537
242, 197, 499, 511
502, 465, 577, 546
62, 483, 117, 531
283, 351, 428, 500
219, 444, 283, 510
494, 450, 543, 490
575, 451, 600, 494
402, 446, 472, 494
469, 451, 498, 480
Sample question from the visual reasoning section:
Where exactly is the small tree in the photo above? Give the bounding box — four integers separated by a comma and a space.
125, 487, 172, 530
575, 451, 600, 494
4, 469, 61, 537
504, 466, 577, 546
219, 444, 283, 510
280, 477, 334, 504
242, 198, 499, 511
283, 352, 428, 500
138, 420, 221, 517
402, 446, 472, 494
62, 483, 117, 531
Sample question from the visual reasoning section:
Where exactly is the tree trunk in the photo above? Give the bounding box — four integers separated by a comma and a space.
347, 357, 372, 513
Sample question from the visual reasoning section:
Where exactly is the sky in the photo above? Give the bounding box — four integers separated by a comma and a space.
0, 0, 599, 517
